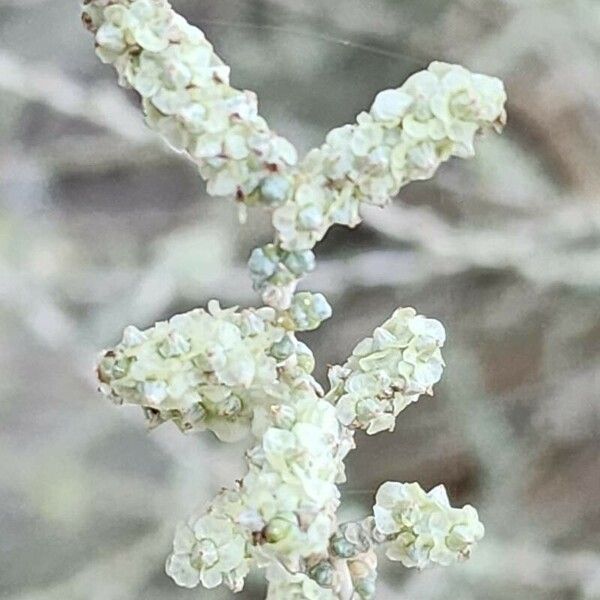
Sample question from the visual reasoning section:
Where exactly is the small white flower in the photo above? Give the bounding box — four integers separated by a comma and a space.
166, 517, 248, 591
371, 88, 413, 122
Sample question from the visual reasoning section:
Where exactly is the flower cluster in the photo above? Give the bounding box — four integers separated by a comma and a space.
166, 515, 249, 591
82, 5, 507, 304
239, 392, 344, 566
272, 61, 507, 251
328, 307, 446, 434
97, 300, 316, 441
84, 1, 507, 597
248, 244, 316, 309
329, 519, 381, 600
373, 482, 485, 569
82, 0, 297, 203
161, 379, 348, 594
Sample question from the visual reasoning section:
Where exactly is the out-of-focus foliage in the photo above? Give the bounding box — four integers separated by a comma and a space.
1, 1, 599, 599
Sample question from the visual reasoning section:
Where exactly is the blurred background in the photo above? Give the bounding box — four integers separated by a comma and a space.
1, 0, 599, 598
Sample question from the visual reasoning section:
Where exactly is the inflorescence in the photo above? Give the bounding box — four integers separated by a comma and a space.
83, 1, 507, 598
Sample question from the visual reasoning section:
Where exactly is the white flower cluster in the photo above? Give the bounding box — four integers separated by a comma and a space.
373, 482, 484, 569
238, 392, 345, 565
163, 380, 349, 593
166, 515, 248, 591
97, 300, 317, 441
82, 0, 297, 201
328, 307, 446, 434
82, 3, 507, 308
272, 61, 507, 251
84, 2, 506, 596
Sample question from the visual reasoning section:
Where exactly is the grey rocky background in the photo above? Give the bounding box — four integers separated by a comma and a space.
1, 0, 599, 598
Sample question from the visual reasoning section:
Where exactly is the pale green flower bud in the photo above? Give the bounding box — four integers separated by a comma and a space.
263, 514, 295, 543
353, 575, 376, 599
269, 334, 295, 361
308, 561, 335, 588
260, 175, 292, 207
339, 521, 371, 554
270, 404, 296, 430
248, 246, 278, 280
287, 292, 332, 332
295, 341, 316, 373
217, 394, 243, 417
297, 205, 324, 231
330, 536, 357, 559
282, 249, 316, 277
